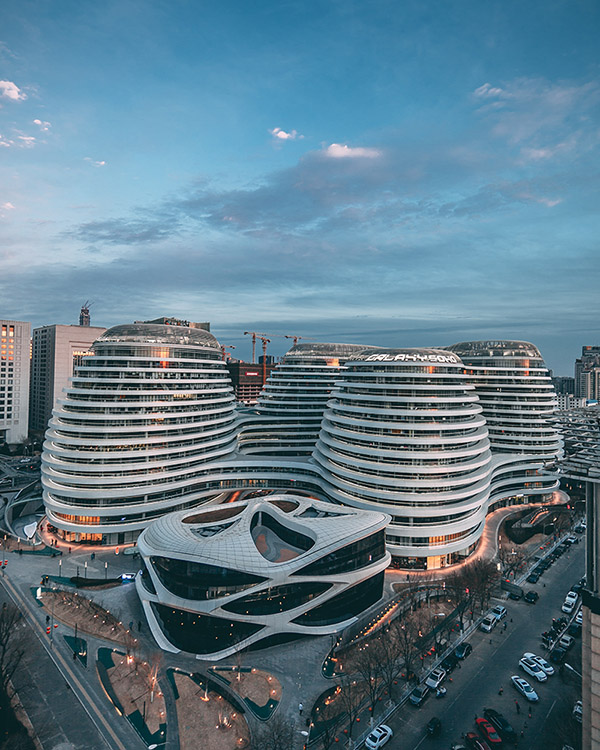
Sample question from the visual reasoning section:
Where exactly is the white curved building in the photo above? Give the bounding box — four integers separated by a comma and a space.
447, 341, 560, 508
136, 494, 390, 659
41, 324, 237, 545
237, 343, 373, 457
312, 349, 493, 570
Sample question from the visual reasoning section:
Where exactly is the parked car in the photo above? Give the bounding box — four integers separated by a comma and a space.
519, 656, 547, 682
409, 685, 430, 706
441, 653, 459, 672
524, 591, 539, 603
475, 718, 502, 745
572, 701, 583, 724
523, 652, 554, 676
562, 600, 576, 614
507, 590, 522, 601
491, 605, 507, 621
549, 647, 567, 664
559, 634, 575, 650
365, 724, 393, 749
425, 668, 446, 690
426, 717, 441, 736
511, 675, 539, 702
483, 708, 517, 743
480, 615, 497, 633
465, 731, 491, 750
527, 572, 540, 584
576, 611, 583, 625
455, 642, 473, 660
565, 591, 578, 605
567, 622, 582, 638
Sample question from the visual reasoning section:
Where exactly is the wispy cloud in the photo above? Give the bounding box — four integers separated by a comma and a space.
0, 80, 26, 101
0, 202, 15, 212
84, 157, 106, 167
473, 82, 504, 99
33, 119, 51, 131
17, 135, 36, 148
269, 127, 302, 141
325, 143, 381, 159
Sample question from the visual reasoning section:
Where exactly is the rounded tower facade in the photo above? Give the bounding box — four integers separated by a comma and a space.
42, 323, 236, 545
312, 349, 492, 570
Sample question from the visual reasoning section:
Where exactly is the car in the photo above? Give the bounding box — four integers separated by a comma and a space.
491, 605, 507, 621
562, 600, 576, 614
475, 718, 502, 745
572, 700, 583, 724
425, 668, 446, 690
549, 647, 566, 664
559, 634, 575, 650
511, 675, 539, 702
571, 582, 583, 594
455, 642, 473, 659
567, 622, 582, 638
480, 615, 497, 633
566, 536, 578, 544
519, 656, 547, 682
441, 653, 459, 672
524, 591, 539, 603
523, 652, 554, 676
426, 717, 441, 736
409, 685, 430, 706
483, 708, 517, 743
527, 572, 540, 584
565, 591, 578, 604
365, 724, 393, 749
465, 731, 491, 750
507, 591, 522, 601
576, 611, 583, 625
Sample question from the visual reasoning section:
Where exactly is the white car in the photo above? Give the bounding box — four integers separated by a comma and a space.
511, 675, 539, 702
491, 605, 507, 621
365, 724, 393, 749
519, 656, 547, 682
573, 701, 582, 724
565, 591, 578, 604
562, 600, 576, 614
425, 667, 446, 690
480, 615, 497, 633
576, 611, 583, 625
523, 652, 555, 676
559, 634, 575, 650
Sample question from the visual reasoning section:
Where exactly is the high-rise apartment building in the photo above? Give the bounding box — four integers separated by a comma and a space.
575, 346, 600, 400
29, 324, 106, 433
0, 319, 31, 445
226, 361, 276, 404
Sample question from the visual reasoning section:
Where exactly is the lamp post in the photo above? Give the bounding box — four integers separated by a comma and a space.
104, 561, 108, 580
564, 663, 582, 679
84, 561, 87, 579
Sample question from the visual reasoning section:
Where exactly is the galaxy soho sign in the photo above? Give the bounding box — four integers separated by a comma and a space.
354, 351, 462, 365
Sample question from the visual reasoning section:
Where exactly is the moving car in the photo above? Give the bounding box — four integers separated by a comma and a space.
409, 685, 430, 706
524, 591, 539, 603
511, 675, 539, 702
491, 605, 507, 621
426, 717, 441, 736
455, 642, 473, 660
523, 652, 554, 676
519, 656, 547, 682
365, 724, 393, 749
475, 718, 502, 745
483, 708, 517, 743
425, 668, 446, 690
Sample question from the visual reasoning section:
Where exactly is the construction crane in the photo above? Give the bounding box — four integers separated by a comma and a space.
243, 331, 272, 363
220, 345, 236, 362
284, 335, 307, 347
259, 337, 270, 386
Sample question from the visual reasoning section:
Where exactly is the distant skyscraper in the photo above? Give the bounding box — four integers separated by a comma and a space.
575, 346, 600, 400
29, 324, 106, 433
79, 302, 91, 327
0, 319, 31, 445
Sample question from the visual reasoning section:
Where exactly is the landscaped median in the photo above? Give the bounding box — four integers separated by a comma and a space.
166, 668, 250, 750
209, 666, 281, 720
97, 648, 167, 748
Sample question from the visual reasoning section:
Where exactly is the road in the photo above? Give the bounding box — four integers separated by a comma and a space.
386, 540, 584, 750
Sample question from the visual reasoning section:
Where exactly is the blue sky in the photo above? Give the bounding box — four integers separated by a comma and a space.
1, 0, 598, 373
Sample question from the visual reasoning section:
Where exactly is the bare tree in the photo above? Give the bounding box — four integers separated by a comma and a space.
463, 559, 499, 614
0, 602, 27, 690
392, 609, 426, 683
375, 626, 404, 700
251, 714, 298, 750
444, 568, 474, 632
353, 642, 381, 716
338, 675, 364, 739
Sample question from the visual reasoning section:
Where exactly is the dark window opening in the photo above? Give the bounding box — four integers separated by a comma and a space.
292, 572, 384, 626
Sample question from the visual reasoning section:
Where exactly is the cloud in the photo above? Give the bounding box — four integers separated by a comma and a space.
17, 135, 36, 147
324, 143, 381, 159
473, 83, 504, 99
84, 157, 106, 167
269, 127, 302, 141
0, 80, 26, 101
1, 202, 15, 211
0, 135, 12, 148
33, 119, 51, 132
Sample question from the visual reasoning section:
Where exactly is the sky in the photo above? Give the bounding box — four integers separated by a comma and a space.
1, 0, 598, 374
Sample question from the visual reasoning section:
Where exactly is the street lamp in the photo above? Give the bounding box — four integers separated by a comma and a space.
564, 663, 582, 679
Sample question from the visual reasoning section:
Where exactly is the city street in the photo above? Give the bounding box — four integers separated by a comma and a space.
385, 541, 584, 749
